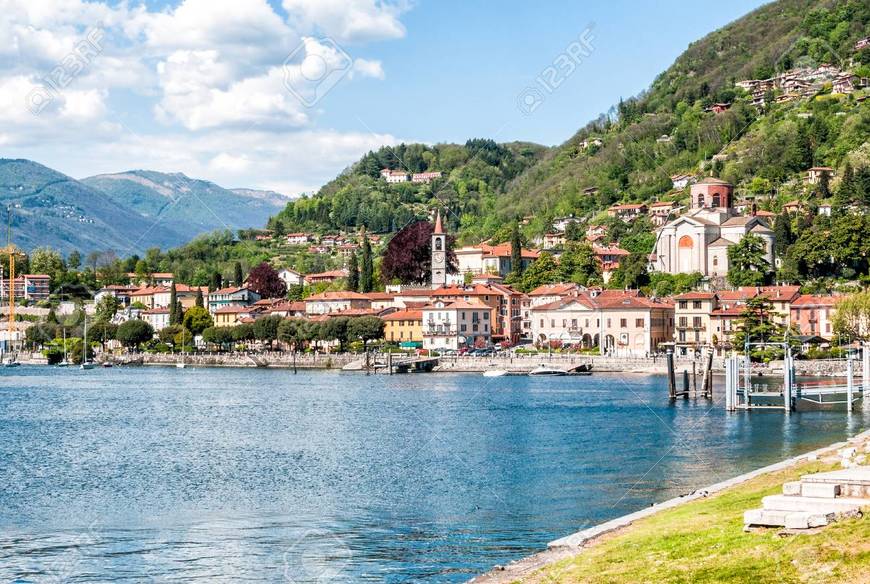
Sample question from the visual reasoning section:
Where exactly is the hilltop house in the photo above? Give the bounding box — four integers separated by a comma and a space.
608, 203, 647, 222
806, 166, 834, 185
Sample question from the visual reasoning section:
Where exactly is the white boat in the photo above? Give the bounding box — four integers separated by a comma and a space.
80, 362, 95, 370
58, 328, 70, 366
80, 315, 94, 370
528, 364, 568, 376
3, 360, 20, 368
176, 362, 186, 369
483, 369, 510, 377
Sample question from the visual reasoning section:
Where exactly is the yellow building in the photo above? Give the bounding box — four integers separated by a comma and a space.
213, 305, 252, 327
383, 309, 423, 345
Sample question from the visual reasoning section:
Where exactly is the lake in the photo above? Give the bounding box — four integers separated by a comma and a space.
0, 366, 867, 582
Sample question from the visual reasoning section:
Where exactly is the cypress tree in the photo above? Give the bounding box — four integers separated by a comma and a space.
234, 262, 244, 287
510, 221, 523, 278
210, 271, 222, 291
360, 233, 373, 293
195, 288, 204, 308
169, 282, 178, 325
347, 251, 360, 291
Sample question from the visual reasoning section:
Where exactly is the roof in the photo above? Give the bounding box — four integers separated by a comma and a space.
750, 224, 773, 234
674, 292, 716, 300
479, 243, 540, 259
708, 237, 736, 248
527, 283, 580, 297
593, 245, 630, 256
211, 286, 245, 295
363, 292, 394, 301
306, 291, 370, 301
808, 166, 834, 171
383, 309, 423, 321
129, 286, 167, 296
695, 177, 732, 186
791, 294, 839, 307
305, 269, 348, 280
142, 307, 170, 315
214, 305, 251, 314
650, 201, 675, 208
742, 286, 801, 301
423, 300, 489, 310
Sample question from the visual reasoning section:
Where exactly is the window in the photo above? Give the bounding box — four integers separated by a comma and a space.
607, 318, 612, 328
679, 317, 687, 327
483, 312, 489, 320
693, 301, 702, 309
434, 237, 443, 251
620, 319, 627, 328
540, 319, 544, 328
460, 324, 467, 332
550, 319, 555, 328
693, 316, 702, 328
635, 318, 644, 328
473, 324, 479, 332
679, 301, 687, 309
562, 319, 567, 328
571, 319, 577, 328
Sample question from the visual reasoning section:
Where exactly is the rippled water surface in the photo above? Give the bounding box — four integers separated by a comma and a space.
1, 366, 867, 582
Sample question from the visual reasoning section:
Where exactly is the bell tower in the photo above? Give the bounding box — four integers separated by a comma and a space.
431, 209, 446, 288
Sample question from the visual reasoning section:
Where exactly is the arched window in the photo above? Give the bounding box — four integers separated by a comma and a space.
678, 235, 694, 249
712, 256, 718, 267
712, 193, 720, 207
696, 194, 705, 207
434, 237, 443, 251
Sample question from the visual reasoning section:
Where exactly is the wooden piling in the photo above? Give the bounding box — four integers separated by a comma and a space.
692, 362, 697, 397
667, 350, 676, 400
682, 369, 689, 399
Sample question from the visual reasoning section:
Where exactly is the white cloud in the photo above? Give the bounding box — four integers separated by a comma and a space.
282, 0, 408, 43
352, 58, 385, 80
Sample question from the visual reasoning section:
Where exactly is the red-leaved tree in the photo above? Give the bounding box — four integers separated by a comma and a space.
380, 220, 457, 285
246, 262, 287, 298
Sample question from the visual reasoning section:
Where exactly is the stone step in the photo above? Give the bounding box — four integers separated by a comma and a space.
800, 482, 840, 498
744, 509, 833, 529
801, 468, 870, 498
761, 495, 867, 515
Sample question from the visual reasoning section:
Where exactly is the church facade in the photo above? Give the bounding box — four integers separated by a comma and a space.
651, 178, 774, 278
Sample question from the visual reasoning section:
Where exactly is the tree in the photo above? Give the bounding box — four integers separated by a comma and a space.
520, 253, 560, 292
835, 161, 856, 208
252, 315, 283, 349
819, 170, 831, 198
91, 321, 118, 351
234, 261, 244, 287
773, 211, 793, 258
29, 247, 65, 280
232, 323, 255, 342
202, 326, 235, 350
609, 252, 649, 289
278, 318, 307, 350
727, 234, 770, 287
67, 250, 81, 271
359, 233, 374, 293
94, 295, 120, 323
211, 271, 223, 292
732, 295, 789, 361
832, 292, 870, 342
509, 221, 524, 280
169, 283, 179, 325
247, 262, 287, 298
347, 316, 384, 350
195, 288, 204, 308
347, 252, 360, 292
321, 316, 351, 351
558, 242, 600, 285
159, 324, 184, 346
381, 220, 456, 285
182, 306, 213, 335
116, 319, 154, 349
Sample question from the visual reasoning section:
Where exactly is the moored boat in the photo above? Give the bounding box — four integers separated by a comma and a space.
528, 364, 568, 376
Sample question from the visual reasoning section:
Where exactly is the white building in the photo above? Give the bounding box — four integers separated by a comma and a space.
141, 307, 170, 332
422, 300, 491, 351
278, 268, 305, 288
651, 178, 774, 278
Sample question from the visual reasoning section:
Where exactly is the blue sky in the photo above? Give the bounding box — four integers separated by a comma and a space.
1, 0, 767, 194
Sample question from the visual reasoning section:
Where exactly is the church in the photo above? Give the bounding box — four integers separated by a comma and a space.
651, 178, 775, 278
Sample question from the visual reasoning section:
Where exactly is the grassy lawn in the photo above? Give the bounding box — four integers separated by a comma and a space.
526, 460, 870, 584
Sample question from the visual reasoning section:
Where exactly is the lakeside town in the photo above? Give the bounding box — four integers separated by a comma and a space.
1, 175, 863, 365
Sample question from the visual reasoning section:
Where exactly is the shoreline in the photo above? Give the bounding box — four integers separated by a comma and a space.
469, 428, 870, 583
16, 352, 857, 377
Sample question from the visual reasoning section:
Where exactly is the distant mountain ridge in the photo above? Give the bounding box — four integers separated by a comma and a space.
0, 159, 287, 255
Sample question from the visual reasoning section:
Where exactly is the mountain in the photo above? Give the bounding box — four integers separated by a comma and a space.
0, 159, 183, 255
82, 171, 286, 241
264, 0, 869, 244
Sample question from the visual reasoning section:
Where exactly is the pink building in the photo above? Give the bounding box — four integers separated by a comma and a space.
791, 295, 838, 338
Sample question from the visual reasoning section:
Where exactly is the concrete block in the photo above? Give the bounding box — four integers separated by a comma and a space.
782, 481, 801, 496
762, 495, 863, 515
784, 512, 832, 530
801, 482, 840, 498
744, 508, 788, 527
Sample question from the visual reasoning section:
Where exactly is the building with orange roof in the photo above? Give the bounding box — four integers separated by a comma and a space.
213, 305, 256, 327
454, 242, 540, 280
207, 286, 261, 314
421, 299, 492, 350
383, 309, 424, 345
530, 289, 673, 356
790, 294, 840, 338
431, 282, 525, 343
304, 290, 371, 315
304, 269, 349, 285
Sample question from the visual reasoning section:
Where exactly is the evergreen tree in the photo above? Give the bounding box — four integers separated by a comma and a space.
360, 233, 373, 293
509, 221, 523, 279
195, 288, 204, 308
175, 301, 184, 326
211, 271, 223, 292
727, 234, 770, 286
773, 211, 792, 257
835, 162, 855, 208
818, 170, 831, 199
169, 282, 178, 325
234, 262, 244, 287
519, 253, 560, 292
347, 251, 360, 292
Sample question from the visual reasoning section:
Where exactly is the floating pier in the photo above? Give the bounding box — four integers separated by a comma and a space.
724, 344, 868, 413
